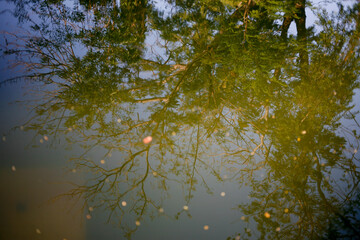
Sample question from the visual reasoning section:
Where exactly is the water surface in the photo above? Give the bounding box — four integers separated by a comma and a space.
1, 0, 360, 239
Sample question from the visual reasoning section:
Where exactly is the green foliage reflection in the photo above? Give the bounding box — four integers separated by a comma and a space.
2, 0, 360, 239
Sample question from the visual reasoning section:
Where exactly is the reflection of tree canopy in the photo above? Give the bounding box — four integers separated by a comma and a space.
2, 0, 360, 239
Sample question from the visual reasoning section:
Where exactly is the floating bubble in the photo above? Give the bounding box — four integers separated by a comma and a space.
43, 136, 48, 141
100, 160, 105, 164
272, 115, 275, 119
293, 156, 297, 160
264, 212, 271, 218
183, 205, 189, 211
135, 220, 141, 226
235, 236, 241, 240
225, 132, 230, 137
203, 225, 209, 230
284, 208, 289, 213
297, 137, 301, 142
354, 149, 358, 153
159, 208, 164, 213
72, 169, 76, 173
11, 166, 16, 172
220, 192, 226, 197
276, 227, 281, 232
301, 130, 306, 135
241, 216, 246, 220
89, 207, 94, 212
20, 126, 24, 130
152, 171, 158, 177
143, 136, 152, 144
171, 131, 176, 136
121, 201, 127, 207
36, 228, 41, 234
39, 139, 44, 144
117, 118, 121, 123
86, 214, 91, 220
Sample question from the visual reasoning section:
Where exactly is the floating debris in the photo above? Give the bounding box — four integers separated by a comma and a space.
39, 139, 44, 144
293, 156, 297, 160
121, 201, 127, 207
220, 192, 226, 197
89, 207, 94, 212
301, 130, 306, 135
72, 169, 76, 173
276, 227, 281, 232
183, 205, 189, 211
2, 136, 6, 142
235, 236, 241, 240
35, 228, 41, 234
152, 171, 158, 177
143, 136, 152, 144
241, 216, 246, 221
354, 149, 358, 154
135, 220, 141, 226
11, 166, 16, 172
100, 160, 105, 164
86, 214, 91, 220
171, 131, 176, 136
284, 208, 289, 213
333, 91, 337, 96
43, 136, 48, 141
203, 225, 209, 230
159, 208, 164, 213
264, 212, 271, 218
272, 115, 275, 119
297, 137, 301, 142
225, 132, 230, 137
20, 126, 24, 130
117, 118, 121, 123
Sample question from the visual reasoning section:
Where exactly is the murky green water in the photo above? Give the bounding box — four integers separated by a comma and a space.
1, 0, 360, 239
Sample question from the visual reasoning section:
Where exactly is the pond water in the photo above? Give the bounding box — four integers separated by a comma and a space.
1, 1, 360, 239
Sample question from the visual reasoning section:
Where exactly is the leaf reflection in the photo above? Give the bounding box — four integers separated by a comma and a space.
2, 0, 360, 239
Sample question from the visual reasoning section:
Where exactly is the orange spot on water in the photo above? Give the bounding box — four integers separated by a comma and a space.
143, 136, 152, 144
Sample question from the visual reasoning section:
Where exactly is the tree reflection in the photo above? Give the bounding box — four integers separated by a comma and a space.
2, 0, 360, 239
